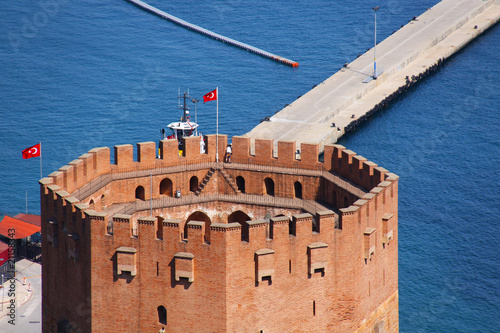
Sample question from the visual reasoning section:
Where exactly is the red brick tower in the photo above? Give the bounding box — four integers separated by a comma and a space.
41, 135, 398, 332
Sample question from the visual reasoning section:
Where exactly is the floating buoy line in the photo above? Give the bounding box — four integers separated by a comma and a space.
125, 0, 299, 68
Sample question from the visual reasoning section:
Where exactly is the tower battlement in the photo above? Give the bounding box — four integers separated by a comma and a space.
44, 135, 388, 198
41, 136, 398, 333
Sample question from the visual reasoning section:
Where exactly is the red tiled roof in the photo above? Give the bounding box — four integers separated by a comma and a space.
0, 216, 41, 239
14, 213, 41, 227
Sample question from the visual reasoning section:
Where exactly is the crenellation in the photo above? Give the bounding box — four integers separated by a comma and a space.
65, 196, 79, 207
69, 159, 84, 190
353, 199, 368, 207
378, 180, 392, 188
137, 216, 158, 240
42, 136, 398, 332
385, 172, 399, 181
114, 144, 134, 168
183, 136, 202, 159
316, 210, 336, 233
137, 141, 156, 164
163, 218, 181, 243
269, 215, 290, 239
342, 149, 356, 163
138, 216, 155, 225
112, 214, 132, 238
254, 139, 274, 163
322, 144, 335, 171
186, 220, 205, 243
84, 209, 107, 220
247, 219, 268, 243
373, 166, 389, 186
55, 190, 70, 203
205, 134, 227, 162
362, 193, 376, 201
277, 140, 297, 167
211, 222, 241, 232
49, 171, 64, 188
112, 214, 131, 222
231, 136, 251, 161
88, 146, 111, 176
78, 153, 92, 180
39, 177, 53, 187
74, 202, 89, 213
299, 142, 320, 169
58, 165, 73, 191
159, 139, 178, 162
47, 184, 60, 193
353, 155, 368, 180
292, 213, 313, 237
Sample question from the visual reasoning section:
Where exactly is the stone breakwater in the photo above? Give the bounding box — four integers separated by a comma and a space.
245, 0, 500, 151
344, 57, 445, 133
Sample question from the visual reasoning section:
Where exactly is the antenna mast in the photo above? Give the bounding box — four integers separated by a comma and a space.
178, 90, 191, 122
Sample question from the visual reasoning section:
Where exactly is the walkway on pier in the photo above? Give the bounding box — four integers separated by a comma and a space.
125, 0, 298, 67
245, 0, 500, 150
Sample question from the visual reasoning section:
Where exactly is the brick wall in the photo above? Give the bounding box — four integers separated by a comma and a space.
41, 136, 398, 332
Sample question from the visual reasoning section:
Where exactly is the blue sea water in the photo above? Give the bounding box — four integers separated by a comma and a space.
0, 0, 498, 331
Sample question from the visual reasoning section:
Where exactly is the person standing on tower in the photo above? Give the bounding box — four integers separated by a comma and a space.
224, 144, 232, 163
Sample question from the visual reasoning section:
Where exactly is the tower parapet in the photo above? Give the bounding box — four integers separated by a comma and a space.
41, 135, 398, 332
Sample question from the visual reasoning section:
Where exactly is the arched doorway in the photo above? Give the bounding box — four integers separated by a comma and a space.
264, 178, 275, 196
159, 178, 173, 196
228, 211, 251, 224
294, 181, 302, 199
135, 186, 145, 200
190, 176, 199, 193
236, 176, 245, 193
186, 211, 211, 243
228, 211, 252, 242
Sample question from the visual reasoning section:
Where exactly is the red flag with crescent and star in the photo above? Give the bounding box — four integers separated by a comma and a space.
22, 143, 41, 159
203, 89, 217, 103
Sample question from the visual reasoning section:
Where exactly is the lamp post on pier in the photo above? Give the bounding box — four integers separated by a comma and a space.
372, 6, 380, 79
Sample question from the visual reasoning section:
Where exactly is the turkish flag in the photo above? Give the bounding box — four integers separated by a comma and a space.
203, 89, 217, 103
22, 143, 41, 159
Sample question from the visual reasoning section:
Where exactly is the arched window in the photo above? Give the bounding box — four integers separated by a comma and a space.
89, 199, 94, 209
159, 178, 173, 196
294, 181, 302, 199
186, 211, 211, 243
228, 211, 251, 241
135, 186, 145, 200
157, 305, 167, 325
189, 176, 199, 193
228, 211, 251, 224
264, 178, 274, 196
236, 176, 245, 193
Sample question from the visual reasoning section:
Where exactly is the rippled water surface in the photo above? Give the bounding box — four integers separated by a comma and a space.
0, 1, 498, 331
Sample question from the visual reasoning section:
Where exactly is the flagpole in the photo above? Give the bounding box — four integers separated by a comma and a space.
216, 87, 219, 163
39, 142, 43, 180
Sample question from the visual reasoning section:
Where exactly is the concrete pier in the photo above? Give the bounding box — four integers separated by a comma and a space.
245, 0, 500, 150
